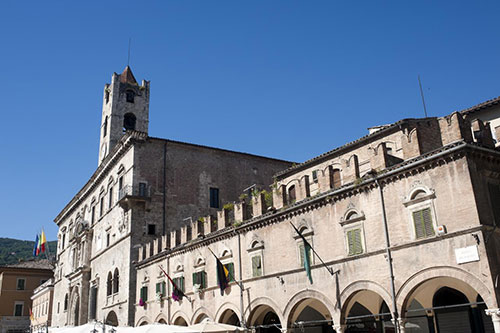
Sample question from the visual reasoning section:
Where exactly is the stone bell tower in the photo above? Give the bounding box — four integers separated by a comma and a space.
98, 66, 150, 164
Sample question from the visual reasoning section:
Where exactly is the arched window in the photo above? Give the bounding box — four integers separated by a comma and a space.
126, 90, 135, 103
113, 268, 119, 294
123, 113, 137, 131
287, 185, 296, 204
107, 272, 113, 296
64, 294, 68, 311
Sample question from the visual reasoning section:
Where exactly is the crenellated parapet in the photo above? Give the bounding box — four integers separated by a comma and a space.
136, 111, 499, 264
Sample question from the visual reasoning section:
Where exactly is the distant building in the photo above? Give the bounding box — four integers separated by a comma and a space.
31, 278, 54, 331
50, 67, 292, 327
0, 260, 53, 333
135, 107, 500, 333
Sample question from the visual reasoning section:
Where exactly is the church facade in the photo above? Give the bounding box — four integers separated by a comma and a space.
50, 68, 292, 327
134, 106, 500, 333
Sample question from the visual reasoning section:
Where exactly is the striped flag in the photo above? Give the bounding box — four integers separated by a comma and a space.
33, 234, 39, 256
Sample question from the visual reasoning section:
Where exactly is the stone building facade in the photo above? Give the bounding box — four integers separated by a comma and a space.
50, 67, 292, 328
135, 108, 500, 333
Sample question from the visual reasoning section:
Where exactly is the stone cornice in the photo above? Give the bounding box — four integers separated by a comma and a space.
54, 131, 147, 225
136, 141, 500, 267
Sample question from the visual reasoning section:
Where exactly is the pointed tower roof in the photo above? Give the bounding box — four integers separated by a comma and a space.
120, 66, 138, 85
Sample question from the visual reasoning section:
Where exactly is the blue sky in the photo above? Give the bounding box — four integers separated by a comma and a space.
1, 1, 499, 242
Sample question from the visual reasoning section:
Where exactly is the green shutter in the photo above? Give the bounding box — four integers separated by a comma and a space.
140, 286, 148, 302
347, 229, 363, 255
252, 256, 262, 277
156, 282, 160, 294
299, 244, 305, 267
413, 208, 434, 239
180, 277, 185, 292
225, 263, 235, 282
192, 272, 198, 286
161, 281, 166, 295
201, 271, 207, 289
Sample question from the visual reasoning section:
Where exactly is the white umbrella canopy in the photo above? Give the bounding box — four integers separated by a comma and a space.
129, 324, 198, 333
188, 319, 246, 333
49, 323, 196, 333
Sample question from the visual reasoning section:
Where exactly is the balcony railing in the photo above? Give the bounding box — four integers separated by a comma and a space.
118, 184, 150, 208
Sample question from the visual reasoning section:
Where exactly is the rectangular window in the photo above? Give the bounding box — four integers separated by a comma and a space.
118, 176, 123, 191
100, 197, 104, 217
346, 229, 364, 256
91, 206, 95, 224
173, 277, 185, 293
139, 182, 147, 197
192, 271, 207, 289
155, 281, 166, 296
140, 286, 148, 302
218, 263, 235, 283
210, 187, 219, 208
106, 233, 110, 247
16, 278, 25, 291
109, 186, 113, 208
488, 183, 500, 226
251, 256, 262, 277
147, 224, 156, 235
299, 243, 312, 266
412, 208, 434, 239
57, 302, 60, 314
312, 170, 318, 183
14, 303, 23, 316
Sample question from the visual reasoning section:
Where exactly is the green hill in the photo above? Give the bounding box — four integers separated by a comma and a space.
0, 238, 57, 266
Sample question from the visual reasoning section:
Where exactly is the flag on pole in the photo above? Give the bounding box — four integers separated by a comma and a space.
209, 250, 229, 296
33, 234, 39, 256
36, 233, 41, 256
40, 230, 47, 253
29, 307, 34, 322
158, 266, 186, 302
290, 223, 313, 284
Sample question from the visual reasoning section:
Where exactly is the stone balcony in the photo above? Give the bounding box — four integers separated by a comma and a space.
117, 184, 150, 209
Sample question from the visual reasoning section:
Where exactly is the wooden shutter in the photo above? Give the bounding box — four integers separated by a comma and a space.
252, 256, 262, 277
413, 208, 434, 239
225, 263, 235, 282
192, 272, 198, 286
140, 286, 148, 302
180, 277, 185, 292
201, 271, 207, 288
332, 169, 341, 189
161, 281, 166, 295
347, 229, 363, 255
299, 244, 305, 267
156, 282, 161, 294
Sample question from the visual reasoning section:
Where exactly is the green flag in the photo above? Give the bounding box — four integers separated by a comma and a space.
303, 242, 313, 284
291, 223, 313, 284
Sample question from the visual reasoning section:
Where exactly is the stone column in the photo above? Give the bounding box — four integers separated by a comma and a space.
332, 324, 346, 333
486, 309, 500, 333
398, 318, 406, 333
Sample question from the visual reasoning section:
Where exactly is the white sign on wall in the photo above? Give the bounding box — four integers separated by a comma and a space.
455, 245, 480, 264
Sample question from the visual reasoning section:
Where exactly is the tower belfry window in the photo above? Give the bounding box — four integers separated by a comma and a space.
123, 113, 136, 131
126, 90, 135, 103
103, 116, 108, 138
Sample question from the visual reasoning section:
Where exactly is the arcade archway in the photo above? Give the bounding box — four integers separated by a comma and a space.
400, 276, 495, 333
248, 305, 281, 333
287, 298, 334, 333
